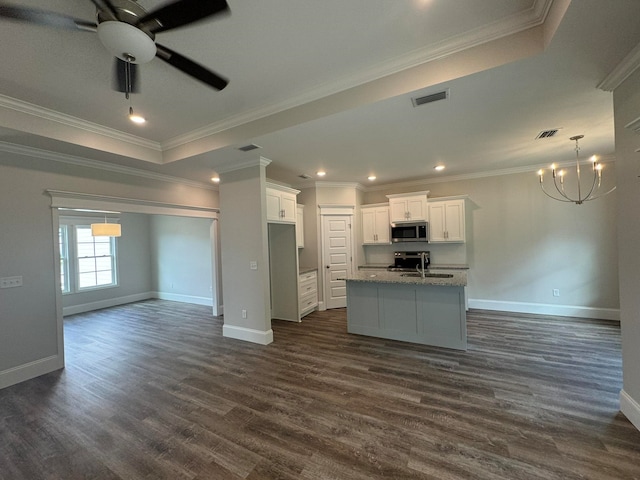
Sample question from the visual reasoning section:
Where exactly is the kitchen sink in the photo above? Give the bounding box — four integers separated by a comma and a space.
400, 273, 454, 278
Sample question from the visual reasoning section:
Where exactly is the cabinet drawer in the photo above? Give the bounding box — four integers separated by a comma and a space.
299, 271, 317, 294
299, 290, 318, 314
299, 279, 317, 295
299, 271, 317, 283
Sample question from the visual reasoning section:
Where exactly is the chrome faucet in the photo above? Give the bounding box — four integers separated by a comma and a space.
416, 251, 428, 278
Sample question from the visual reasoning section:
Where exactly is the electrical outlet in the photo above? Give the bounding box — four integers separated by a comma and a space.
249, 261, 258, 270
0, 276, 23, 289
242, 309, 247, 319
553, 289, 560, 297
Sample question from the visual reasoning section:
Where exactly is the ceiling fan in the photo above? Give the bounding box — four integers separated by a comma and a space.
0, 0, 230, 94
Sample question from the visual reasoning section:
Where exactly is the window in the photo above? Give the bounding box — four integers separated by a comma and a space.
59, 217, 118, 293
59, 225, 70, 293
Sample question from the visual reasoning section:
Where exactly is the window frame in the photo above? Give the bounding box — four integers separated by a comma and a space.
59, 216, 119, 294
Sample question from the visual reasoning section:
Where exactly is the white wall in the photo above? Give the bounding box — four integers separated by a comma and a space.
0, 152, 218, 388
614, 65, 640, 430
363, 167, 619, 319
150, 215, 214, 305
219, 163, 273, 344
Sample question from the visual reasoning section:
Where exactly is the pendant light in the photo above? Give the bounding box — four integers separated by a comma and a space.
91, 216, 121, 237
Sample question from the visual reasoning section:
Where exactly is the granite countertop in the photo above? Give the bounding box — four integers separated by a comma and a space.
299, 266, 318, 275
346, 270, 467, 287
358, 264, 469, 270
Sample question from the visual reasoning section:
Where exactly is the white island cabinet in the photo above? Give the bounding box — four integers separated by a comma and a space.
346, 271, 467, 350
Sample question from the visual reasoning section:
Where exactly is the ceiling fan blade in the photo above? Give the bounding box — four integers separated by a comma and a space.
137, 0, 229, 34
0, 4, 96, 31
87, 0, 118, 21
156, 43, 228, 91
113, 58, 140, 93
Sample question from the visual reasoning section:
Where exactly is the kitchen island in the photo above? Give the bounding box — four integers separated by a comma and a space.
346, 270, 467, 350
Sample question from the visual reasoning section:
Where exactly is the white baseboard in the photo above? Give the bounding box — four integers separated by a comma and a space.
318, 301, 326, 311
0, 355, 63, 390
468, 299, 620, 321
620, 389, 640, 432
212, 304, 223, 317
223, 324, 273, 345
63, 292, 154, 316
153, 292, 213, 306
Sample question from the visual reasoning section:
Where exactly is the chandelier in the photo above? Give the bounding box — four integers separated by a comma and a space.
537, 135, 615, 204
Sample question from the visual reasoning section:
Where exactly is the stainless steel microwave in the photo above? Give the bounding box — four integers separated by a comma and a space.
391, 222, 428, 242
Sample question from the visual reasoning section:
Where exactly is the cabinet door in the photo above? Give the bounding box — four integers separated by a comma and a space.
362, 209, 377, 244
428, 202, 446, 242
374, 208, 390, 243
296, 206, 305, 248
406, 196, 427, 221
389, 199, 408, 223
444, 200, 465, 242
265, 188, 282, 222
280, 193, 297, 223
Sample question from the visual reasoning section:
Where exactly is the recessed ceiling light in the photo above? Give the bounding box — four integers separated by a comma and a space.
317, 171, 326, 177
434, 165, 445, 172
211, 176, 220, 183
368, 175, 377, 181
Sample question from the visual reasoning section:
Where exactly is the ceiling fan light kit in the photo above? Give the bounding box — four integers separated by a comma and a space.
0, 0, 230, 124
97, 21, 157, 64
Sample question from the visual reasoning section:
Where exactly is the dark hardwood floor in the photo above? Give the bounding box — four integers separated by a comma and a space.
1, 300, 639, 479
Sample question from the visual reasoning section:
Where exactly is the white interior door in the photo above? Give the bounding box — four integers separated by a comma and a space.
322, 215, 352, 309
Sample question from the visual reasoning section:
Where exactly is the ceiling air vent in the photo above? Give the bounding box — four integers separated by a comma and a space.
535, 129, 559, 139
238, 143, 261, 152
412, 90, 448, 107
298, 174, 312, 180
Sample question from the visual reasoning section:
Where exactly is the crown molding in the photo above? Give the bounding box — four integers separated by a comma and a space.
0, 141, 216, 191
47, 189, 219, 217
161, 1, 553, 151
361, 155, 616, 192
0, 94, 162, 153
598, 41, 640, 92
625, 116, 640, 134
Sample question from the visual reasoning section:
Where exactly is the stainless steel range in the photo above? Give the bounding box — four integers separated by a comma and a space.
388, 251, 430, 272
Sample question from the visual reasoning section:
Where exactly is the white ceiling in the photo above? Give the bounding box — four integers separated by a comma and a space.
1, 0, 640, 188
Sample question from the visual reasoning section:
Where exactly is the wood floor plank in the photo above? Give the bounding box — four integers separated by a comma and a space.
1, 301, 639, 479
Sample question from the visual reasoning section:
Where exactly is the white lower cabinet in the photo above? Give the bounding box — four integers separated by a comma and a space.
299, 270, 318, 317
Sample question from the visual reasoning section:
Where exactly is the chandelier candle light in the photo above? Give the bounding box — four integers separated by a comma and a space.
537, 135, 615, 204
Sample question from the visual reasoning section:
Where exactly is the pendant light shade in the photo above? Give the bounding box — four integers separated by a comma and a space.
91, 222, 121, 237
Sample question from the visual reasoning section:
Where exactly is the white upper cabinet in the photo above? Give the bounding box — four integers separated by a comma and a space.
361, 205, 390, 244
428, 197, 466, 243
296, 204, 305, 248
266, 183, 299, 224
386, 192, 429, 223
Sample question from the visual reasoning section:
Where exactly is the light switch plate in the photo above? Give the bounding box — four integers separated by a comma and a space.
0, 276, 23, 288
250, 261, 258, 270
